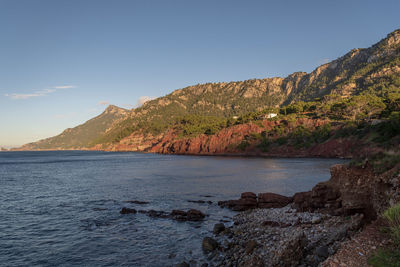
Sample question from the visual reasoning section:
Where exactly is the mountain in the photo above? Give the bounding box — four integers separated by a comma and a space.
20, 29, 400, 151
19, 105, 128, 150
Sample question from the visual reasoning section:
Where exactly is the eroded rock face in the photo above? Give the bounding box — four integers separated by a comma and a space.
294, 163, 400, 221
293, 184, 341, 214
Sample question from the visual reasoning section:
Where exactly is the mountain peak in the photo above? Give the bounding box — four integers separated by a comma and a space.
104, 105, 126, 114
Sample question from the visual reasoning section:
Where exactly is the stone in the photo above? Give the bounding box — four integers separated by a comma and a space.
218, 192, 258, 211
202, 237, 218, 253
315, 245, 329, 258
213, 223, 225, 235
257, 193, 292, 208
311, 216, 322, 224
245, 240, 258, 254
171, 210, 187, 216
169, 209, 205, 221
120, 207, 137, 214
222, 228, 233, 237
186, 209, 205, 221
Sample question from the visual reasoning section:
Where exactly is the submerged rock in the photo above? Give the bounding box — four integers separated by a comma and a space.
188, 200, 213, 204
139, 209, 169, 218
124, 200, 149, 205
120, 207, 137, 214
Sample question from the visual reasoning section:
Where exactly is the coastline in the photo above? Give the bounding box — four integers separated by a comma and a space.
199, 160, 399, 266
6, 149, 397, 265
8, 148, 353, 160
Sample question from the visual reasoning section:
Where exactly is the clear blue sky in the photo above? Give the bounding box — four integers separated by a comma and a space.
0, 0, 399, 147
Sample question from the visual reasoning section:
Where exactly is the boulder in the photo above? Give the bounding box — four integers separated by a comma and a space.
138, 209, 205, 221
187, 209, 205, 221
213, 223, 225, 235
171, 209, 187, 216
202, 237, 218, 253
241, 192, 257, 199
218, 192, 258, 211
293, 191, 313, 212
257, 193, 292, 208
170, 209, 205, 221
293, 184, 341, 214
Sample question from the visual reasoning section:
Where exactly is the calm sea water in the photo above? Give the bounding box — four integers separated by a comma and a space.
0, 151, 346, 266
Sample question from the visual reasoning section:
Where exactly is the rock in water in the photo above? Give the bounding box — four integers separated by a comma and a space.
218, 191, 258, 211
187, 209, 205, 221
124, 200, 149, 205
213, 223, 225, 235
202, 237, 218, 253
120, 207, 137, 214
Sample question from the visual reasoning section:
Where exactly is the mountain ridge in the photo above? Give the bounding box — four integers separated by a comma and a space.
18, 29, 400, 151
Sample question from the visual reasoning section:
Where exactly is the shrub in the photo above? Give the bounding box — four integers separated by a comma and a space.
257, 138, 271, 152
384, 203, 400, 244
369, 248, 400, 267
312, 123, 331, 143
237, 140, 250, 151
369, 203, 400, 267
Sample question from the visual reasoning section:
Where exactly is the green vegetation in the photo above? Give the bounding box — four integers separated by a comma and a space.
237, 140, 250, 151
174, 115, 228, 137
25, 106, 128, 149
369, 249, 400, 267
91, 81, 285, 145
369, 203, 400, 267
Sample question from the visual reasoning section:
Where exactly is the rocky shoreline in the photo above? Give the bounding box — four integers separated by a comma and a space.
180, 162, 399, 266
206, 206, 363, 267
116, 161, 399, 266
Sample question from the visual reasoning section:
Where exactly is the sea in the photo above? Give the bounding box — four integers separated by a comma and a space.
0, 151, 346, 266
